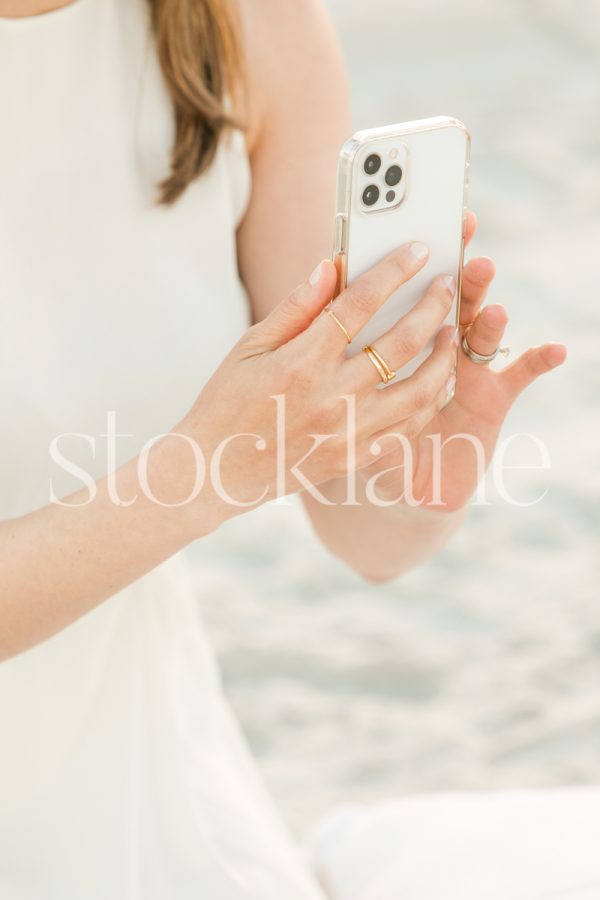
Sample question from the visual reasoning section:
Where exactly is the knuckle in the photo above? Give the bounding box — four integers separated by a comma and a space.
476, 321, 496, 343
390, 248, 411, 278
436, 275, 456, 303
349, 284, 377, 315
238, 322, 264, 351
411, 378, 436, 408
276, 353, 306, 386
420, 279, 455, 320
403, 416, 422, 440
393, 325, 421, 359
525, 350, 543, 377
281, 291, 305, 321
436, 342, 457, 373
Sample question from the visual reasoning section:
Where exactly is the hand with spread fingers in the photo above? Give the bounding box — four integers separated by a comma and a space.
361, 210, 567, 512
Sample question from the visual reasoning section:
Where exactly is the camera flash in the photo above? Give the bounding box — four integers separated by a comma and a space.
389, 148, 399, 160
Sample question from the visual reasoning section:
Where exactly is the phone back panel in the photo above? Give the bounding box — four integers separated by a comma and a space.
334, 117, 470, 381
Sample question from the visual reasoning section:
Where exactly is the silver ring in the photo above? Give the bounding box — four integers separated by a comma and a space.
461, 331, 510, 364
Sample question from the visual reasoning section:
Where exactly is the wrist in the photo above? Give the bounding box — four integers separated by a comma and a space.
141, 425, 235, 544
355, 465, 470, 523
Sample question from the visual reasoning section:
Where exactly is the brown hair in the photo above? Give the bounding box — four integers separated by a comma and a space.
149, 0, 243, 205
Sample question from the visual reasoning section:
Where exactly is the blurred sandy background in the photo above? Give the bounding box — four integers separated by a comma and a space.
188, 0, 600, 835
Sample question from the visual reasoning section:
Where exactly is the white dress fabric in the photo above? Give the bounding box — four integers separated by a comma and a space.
0, 2, 324, 898
308, 789, 600, 900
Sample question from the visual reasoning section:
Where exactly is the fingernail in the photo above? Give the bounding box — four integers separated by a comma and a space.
444, 372, 457, 405
450, 327, 460, 346
409, 241, 429, 261
442, 275, 456, 295
309, 262, 322, 286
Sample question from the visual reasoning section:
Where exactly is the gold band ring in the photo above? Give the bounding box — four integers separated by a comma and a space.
327, 307, 352, 344
362, 344, 397, 384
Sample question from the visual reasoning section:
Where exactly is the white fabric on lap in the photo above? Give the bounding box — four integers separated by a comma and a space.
307, 789, 600, 900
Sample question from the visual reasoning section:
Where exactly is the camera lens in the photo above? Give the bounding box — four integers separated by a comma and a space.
362, 184, 380, 207
385, 165, 403, 186
364, 154, 381, 176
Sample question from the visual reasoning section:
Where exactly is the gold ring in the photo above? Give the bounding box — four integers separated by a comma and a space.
327, 307, 352, 344
461, 308, 483, 330
362, 344, 397, 384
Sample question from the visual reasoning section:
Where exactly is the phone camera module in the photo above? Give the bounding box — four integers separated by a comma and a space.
362, 184, 380, 207
385, 165, 403, 186
364, 154, 381, 176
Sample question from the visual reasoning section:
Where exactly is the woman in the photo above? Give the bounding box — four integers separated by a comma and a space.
0, 0, 566, 897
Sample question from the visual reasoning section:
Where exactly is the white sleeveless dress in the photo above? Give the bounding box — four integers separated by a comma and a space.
0, 2, 324, 898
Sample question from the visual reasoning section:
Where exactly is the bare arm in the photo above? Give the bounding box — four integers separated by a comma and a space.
0, 239, 457, 659
1, 0, 565, 660
0, 438, 218, 661
236, 0, 467, 580
236, 0, 566, 582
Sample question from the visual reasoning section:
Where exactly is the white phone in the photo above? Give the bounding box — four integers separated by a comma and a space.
333, 116, 470, 388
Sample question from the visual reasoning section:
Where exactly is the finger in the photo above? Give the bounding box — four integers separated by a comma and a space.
318, 241, 430, 348
363, 326, 457, 431
459, 256, 496, 326
256, 260, 337, 350
500, 343, 567, 398
463, 210, 477, 248
348, 274, 457, 388
461, 304, 508, 360
364, 364, 456, 464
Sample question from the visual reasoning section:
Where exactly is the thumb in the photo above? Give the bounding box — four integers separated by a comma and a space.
259, 259, 337, 349
500, 342, 567, 399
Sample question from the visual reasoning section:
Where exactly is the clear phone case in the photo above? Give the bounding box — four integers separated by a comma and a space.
333, 116, 470, 384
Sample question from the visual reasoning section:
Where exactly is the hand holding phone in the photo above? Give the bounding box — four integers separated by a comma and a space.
333, 116, 470, 393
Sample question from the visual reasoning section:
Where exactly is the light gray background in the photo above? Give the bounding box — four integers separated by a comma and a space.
188, 0, 600, 834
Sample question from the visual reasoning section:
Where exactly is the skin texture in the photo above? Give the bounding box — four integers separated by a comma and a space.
0, 0, 72, 14
234, 0, 567, 579
0, 0, 567, 659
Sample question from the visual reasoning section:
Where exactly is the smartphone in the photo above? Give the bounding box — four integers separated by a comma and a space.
333, 116, 470, 387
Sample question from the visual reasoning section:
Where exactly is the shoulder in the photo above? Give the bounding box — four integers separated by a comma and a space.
236, 0, 339, 53
233, 0, 348, 152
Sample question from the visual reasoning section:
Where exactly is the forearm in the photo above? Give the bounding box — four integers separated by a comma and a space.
302, 477, 468, 583
0, 434, 222, 662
